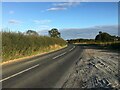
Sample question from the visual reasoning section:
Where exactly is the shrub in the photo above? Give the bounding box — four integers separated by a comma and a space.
2, 32, 66, 61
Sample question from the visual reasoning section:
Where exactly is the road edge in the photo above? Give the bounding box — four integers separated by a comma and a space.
1, 45, 67, 65
54, 50, 83, 88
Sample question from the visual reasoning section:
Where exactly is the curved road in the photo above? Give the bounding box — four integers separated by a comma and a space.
1, 44, 83, 88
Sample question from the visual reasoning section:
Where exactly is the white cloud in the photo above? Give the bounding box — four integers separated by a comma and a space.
33, 19, 51, 24
47, 7, 67, 11
46, 2, 80, 11
53, 3, 70, 7
60, 25, 118, 39
53, 2, 80, 7
38, 25, 118, 39
8, 19, 21, 24
9, 10, 14, 14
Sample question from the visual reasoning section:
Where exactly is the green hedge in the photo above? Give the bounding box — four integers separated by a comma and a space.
95, 41, 120, 51
2, 32, 66, 62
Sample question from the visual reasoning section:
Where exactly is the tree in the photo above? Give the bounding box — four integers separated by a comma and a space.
48, 28, 61, 38
99, 31, 102, 34
95, 31, 113, 42
26, 30, 39, 36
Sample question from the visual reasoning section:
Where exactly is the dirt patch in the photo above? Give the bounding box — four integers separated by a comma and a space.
62, 46, 119, 89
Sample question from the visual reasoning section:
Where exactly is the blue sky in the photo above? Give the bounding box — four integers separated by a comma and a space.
2, 2, 118, 39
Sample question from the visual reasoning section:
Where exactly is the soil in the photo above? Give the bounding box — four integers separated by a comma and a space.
62, 46, 119, 89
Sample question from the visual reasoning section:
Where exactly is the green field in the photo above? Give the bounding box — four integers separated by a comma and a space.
75, 41, 120, 51
2, 32, 67, 62
96, 41, 120, 51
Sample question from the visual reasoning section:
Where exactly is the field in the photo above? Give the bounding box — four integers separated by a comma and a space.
75, 41, 120, 51
97, 42, 120, 51
2, 32, 66, 62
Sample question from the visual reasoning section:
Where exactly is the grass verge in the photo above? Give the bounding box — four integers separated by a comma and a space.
75, 41, 120, 51
2, 32, 67, 62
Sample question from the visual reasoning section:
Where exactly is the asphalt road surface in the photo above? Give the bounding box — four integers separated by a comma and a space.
1, 44, 83, 88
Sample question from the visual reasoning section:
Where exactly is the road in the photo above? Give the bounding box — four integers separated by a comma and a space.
1, 44, 83, 88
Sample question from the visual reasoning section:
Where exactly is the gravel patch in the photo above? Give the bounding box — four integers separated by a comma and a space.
62, 46, 119, 89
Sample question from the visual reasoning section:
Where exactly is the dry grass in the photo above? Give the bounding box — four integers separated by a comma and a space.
1, 44, 67, 65
2, 32, 67, 62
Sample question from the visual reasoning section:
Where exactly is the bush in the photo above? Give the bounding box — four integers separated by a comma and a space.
2, 32, 66, 62
95, 32, 114, 42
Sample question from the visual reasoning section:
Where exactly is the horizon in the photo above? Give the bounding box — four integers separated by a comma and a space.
2, 2, 118, 39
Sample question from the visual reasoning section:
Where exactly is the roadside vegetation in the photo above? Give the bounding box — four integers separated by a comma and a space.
2, 29, 66, 62
67, 31, 120, 51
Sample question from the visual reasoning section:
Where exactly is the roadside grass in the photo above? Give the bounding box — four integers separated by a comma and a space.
97, 42, 120, 51
85, 41, 120, 51
2, 32, 67, 62
75, 41, 120, 51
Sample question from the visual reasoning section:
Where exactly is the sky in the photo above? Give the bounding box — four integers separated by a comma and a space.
2, 2, 118, 39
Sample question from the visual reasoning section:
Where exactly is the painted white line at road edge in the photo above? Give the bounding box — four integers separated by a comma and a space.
69, 46, 76, 52
69, 48, 73, 52
0, 64, 39, 82
73, 46, 75, 48
53, 46, 76, 59
53, 52, 67, 60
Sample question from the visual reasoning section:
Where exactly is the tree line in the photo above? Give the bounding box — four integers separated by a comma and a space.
67, 31, 120, 43
25, 29, 119, 43
25, 28, 61, 38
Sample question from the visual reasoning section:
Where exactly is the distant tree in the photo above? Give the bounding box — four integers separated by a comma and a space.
95, 31, 113, 42
67, 38, 95, 44
117, 36, 120, 41
48, 28, 61, 38
99, 31, 102, 34
26, 30, 39, 36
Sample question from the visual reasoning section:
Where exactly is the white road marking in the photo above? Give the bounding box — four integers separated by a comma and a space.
69, 48, 73, 51
73, 46, 76, 49
53, 52, 67, 59
0, 64, 39, 82
69, 46, 76, 52
53, 46, 76, 59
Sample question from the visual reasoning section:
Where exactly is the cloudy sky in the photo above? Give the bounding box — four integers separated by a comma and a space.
2, 2, 118, 39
